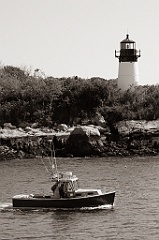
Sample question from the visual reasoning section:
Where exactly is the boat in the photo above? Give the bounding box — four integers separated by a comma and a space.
12, 138, 115, 209
12, 171, 115, 209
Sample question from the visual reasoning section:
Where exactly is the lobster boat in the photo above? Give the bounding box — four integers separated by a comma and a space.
12, 171, 115, 209
12, 137, 115, 209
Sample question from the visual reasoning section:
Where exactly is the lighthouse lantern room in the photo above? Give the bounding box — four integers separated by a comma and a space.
115, 34, 141, 91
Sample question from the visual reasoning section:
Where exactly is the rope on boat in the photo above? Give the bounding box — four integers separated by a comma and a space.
40, 136, 59, 179
40, 155, 52, 175
40, 136, 60, 179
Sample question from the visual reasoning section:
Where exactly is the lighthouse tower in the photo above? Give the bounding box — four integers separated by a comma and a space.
115, 34, 141, 91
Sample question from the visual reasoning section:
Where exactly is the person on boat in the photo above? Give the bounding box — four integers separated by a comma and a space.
51, 181, 58, 193
59, 183, 67, 198
51, 181, 61, 198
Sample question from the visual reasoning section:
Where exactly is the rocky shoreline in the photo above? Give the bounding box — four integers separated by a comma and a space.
1, 120, 159, 160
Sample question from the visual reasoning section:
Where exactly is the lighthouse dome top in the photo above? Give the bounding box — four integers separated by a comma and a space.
121, 34, 135, 43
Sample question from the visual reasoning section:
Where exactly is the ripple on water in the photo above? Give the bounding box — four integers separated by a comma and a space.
0, 156, 159, 240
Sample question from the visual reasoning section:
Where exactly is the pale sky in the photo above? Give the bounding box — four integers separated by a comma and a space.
0, 0, 159, 85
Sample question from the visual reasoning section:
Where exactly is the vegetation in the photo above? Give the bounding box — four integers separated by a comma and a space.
0, 65, 159, 128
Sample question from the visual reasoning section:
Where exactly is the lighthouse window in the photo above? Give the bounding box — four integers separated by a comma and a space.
126, 44, 129, 49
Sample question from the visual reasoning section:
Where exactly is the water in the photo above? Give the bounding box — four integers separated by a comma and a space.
0, 156, 159, 239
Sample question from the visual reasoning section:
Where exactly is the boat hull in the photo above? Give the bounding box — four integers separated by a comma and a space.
12, 192, 115, 209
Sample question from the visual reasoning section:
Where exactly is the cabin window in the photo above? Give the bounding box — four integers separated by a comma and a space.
73, 180, 79, 190
68, 182, 73, 191
76, 193, 81, 197
88, 192, 93, 195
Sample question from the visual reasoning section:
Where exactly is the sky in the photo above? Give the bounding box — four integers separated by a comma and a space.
0, 0, 159, 85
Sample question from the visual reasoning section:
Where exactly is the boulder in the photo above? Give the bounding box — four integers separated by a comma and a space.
116, 120, 159, 135
71, 125, 100, 137
57, 124, 68, 131
3, 123, 16, 129
66, 126, 102, 157
31, 122, 39, 128
93, 113, 107, 128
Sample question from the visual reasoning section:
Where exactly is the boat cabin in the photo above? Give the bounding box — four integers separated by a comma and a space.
51, 172, 102, 199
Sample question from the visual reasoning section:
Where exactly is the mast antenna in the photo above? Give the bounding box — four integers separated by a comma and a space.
52, 136, 59, 180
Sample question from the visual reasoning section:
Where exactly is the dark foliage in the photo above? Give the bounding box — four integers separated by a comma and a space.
0, 65, 159, 128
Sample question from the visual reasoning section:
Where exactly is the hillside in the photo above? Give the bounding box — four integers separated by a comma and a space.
1, 65, 159, 159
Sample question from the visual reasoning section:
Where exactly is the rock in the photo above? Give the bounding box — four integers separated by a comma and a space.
31, 123, 39, 128
1, 120, 159, 159
66, 126, 102, 157
93, 113, 107, 128
57, 124, 68, 131
71, 125, 100, 137
0, 145, 17, 160
3, 123, 16, 129
116, 120, 159, 135
1, 128, 26, 139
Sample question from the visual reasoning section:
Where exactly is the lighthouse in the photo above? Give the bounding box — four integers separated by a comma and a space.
115, 34, 141, 91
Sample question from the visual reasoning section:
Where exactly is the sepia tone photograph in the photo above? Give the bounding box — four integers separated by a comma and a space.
0, 0, 159, 239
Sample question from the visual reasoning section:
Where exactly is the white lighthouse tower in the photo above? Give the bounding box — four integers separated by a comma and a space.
115, 34, 141, 91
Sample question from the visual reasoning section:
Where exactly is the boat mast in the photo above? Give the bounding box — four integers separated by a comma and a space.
52, 136, 59, 180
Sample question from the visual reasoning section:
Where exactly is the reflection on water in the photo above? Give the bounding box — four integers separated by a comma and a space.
0, 156, 159, 240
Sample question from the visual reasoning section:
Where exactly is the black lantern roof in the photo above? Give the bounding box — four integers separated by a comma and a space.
121, 34, 135, 43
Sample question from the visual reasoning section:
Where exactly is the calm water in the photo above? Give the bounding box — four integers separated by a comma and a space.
0, 156, 159, 240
